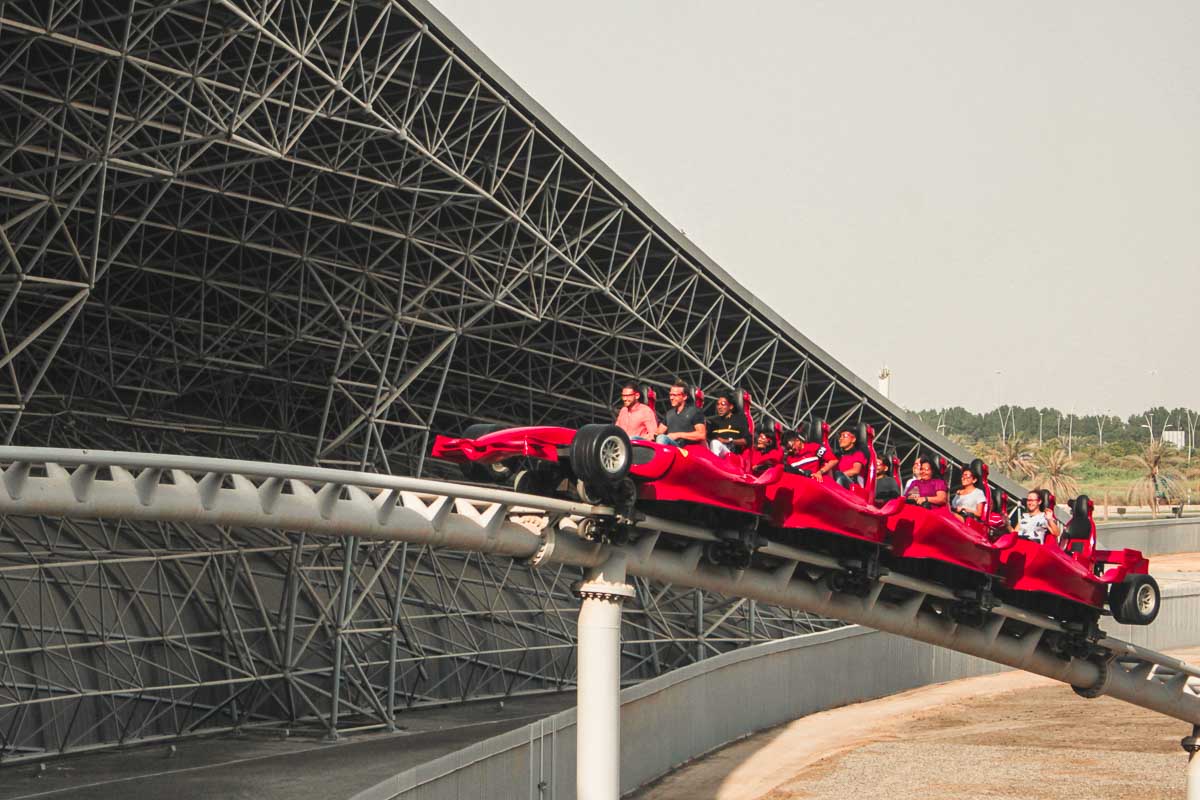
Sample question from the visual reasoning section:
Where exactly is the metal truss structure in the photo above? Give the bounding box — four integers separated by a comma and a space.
0, 0, 1021, 762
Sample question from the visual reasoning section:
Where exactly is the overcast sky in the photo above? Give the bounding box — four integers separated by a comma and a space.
430, 1, 1200, 417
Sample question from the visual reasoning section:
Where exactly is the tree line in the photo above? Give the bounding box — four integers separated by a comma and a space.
912, 405, 1199, 459
910, 405, 1200, 517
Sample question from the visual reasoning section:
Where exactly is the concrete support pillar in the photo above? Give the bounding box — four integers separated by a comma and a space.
575, 554, 635, 800
1185, 725, 1200, 800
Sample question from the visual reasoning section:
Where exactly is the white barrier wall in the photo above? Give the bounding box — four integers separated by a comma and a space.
352, 580, 1200, 800
1098, 518, 1200, 556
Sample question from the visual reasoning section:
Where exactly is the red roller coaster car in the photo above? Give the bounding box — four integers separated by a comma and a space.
998, 493, 1158, 627
430, 387, 781, 526
431, 388, 1159, 629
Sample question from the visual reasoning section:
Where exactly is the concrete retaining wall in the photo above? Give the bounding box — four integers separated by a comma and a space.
353, 581, 1200, 800
1098, 517, 1200, 556
349, 519, 1198, 800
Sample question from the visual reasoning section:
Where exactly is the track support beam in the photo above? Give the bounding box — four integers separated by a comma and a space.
575, 554, 635, 800
1185, 724, 1200, 800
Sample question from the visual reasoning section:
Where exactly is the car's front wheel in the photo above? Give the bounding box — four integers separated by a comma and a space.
570, 424, 632, 490
1109, 573, 1161, 625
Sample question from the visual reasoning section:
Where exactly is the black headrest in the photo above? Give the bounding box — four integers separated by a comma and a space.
1034, 489, 1051, 511
1071, 495, 1090, 518
967, 458, 986, 480
1065, 495, 1092, 540
859, 422, 870, 453
804, 418, 824, 443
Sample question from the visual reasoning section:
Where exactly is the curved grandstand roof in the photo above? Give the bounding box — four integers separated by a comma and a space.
0, 0, 1016, 495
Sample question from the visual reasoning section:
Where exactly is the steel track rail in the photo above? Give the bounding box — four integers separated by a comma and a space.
1, 446, 1198, 724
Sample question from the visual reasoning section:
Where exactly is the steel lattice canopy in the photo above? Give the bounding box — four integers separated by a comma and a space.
0, 0, 1007, 492
0, 0, 1023, 761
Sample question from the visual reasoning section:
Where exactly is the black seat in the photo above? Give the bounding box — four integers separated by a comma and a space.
804, 418, 827, 446
1062, 495, 1094, 554
874, 450, 902, 503
733, 388, 755, 440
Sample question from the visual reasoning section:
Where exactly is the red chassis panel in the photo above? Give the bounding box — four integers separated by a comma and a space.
765, 472, 903, 544
885, 504, 1012, 577
999, 538, 1149, 609
431, 425, 778, 516
431, 425, 574, 464
630, 443, 780, 515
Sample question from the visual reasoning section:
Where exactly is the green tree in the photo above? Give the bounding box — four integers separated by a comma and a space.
1032, 444, 1080, 500
985, 436, 1036, 482
1124, 441, 1185, 518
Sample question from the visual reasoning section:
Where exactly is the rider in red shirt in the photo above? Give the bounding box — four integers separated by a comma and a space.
783, 430, 835, 475
746, 430, 779, 473
833, 428, 867, 486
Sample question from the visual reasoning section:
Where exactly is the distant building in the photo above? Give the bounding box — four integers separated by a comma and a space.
878, 367, 892, 399
1162, 429, 1186, 449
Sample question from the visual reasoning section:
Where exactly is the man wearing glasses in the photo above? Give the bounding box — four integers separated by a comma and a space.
655, 380, 707, 447
616, 382, 657, 440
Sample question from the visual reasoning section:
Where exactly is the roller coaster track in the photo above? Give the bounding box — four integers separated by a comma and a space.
2, 446, 1199, 727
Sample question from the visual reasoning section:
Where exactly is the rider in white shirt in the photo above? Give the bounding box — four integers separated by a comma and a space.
1012, 489, 1060, 544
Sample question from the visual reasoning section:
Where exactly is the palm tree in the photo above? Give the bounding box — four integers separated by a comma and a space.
1032, 445, 1079, 501
1125, 441, 1185, 518
985, 436, 1036, 481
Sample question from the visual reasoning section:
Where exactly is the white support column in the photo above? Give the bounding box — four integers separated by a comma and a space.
575, 554, 635, 800
1185, 725, 1200, 800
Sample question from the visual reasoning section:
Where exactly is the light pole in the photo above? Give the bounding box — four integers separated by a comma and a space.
994, 370, 1004, 442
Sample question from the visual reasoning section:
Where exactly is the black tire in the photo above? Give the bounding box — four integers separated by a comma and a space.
1110, 574, 1160, 625
458, 423, 510, 484
513, 467, 562, 498
569, 424, 632, 486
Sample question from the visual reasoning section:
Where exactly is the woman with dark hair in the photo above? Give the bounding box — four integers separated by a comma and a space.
905, 457, 948, 507
950, 465, 986, 520
1011, 489, 1061, 543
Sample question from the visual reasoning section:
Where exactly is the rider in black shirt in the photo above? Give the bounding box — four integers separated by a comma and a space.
707, 392, 749, 456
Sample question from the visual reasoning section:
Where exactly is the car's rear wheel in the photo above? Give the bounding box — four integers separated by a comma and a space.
458, 423, 510, 484
1110, 573, 1161, 625
570, 424, 632, 490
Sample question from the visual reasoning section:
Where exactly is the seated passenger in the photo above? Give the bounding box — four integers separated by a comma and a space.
950, 464, 986, 520
1010, 489, 1061, 543
784, 429, 835, 475
747, 430, 781, 474
905, 457, 948, 507
615, 382, 657, 440
655, 379, 706, 447
707, 392, 749, 457
827, 427, 867, 487
874, 455, 901, 503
